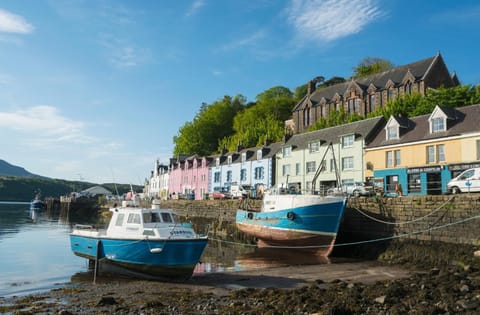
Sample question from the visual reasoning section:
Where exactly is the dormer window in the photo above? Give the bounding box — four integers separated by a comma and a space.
282, 146, 291, 157
257, 149, 262, 160
241, 152, 246, 162
385, 116, 401, 141
341, 134, 354, 148
309, 141, 320, 153
215, 157, 220, 167
431, 117, 445, 133
227, 156, 232, 165
387, 126, 398, 140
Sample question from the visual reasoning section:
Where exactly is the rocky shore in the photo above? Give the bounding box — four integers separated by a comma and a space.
1, 240, 479, 314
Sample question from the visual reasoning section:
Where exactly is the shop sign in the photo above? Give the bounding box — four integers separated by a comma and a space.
407, 166, 441, 174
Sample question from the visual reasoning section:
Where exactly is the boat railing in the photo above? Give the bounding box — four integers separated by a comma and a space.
73, 224, 94, 230
266, 186, 344, 197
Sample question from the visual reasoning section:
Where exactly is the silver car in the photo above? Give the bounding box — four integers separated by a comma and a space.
343, 182, 374, 197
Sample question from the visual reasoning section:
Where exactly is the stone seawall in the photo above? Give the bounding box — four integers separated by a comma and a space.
159, 194, 480, 247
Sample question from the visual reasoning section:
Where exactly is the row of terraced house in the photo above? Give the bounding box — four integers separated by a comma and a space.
144, 53, 480, 200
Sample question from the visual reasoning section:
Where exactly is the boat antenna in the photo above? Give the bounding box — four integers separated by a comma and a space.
312, 142, 336, 193
110, 167, 120, 197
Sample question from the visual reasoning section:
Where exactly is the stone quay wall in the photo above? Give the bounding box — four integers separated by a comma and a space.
159, 193, 480, 247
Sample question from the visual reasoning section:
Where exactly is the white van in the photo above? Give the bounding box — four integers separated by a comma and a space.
229, 185, 253, 199
447, 168, 480, 194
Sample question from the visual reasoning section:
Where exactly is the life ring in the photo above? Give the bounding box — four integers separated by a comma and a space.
247, 212, 253, 219
286, 211, 295, 220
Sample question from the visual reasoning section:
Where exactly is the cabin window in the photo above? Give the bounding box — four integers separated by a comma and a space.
143, 212, 161, 223
127, 213, 141, 224
115, 214, 124, 226
143, 229, 155, 236
161, 212, 173, 223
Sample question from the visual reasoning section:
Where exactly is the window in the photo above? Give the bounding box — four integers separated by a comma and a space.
161, 212, 173, 223
282, 164, 291, 176
295, 163, 301, 175
394, 150, 401, 166
330, 159, 335, 172
309, 141, 320, 153
215, 158, 220, 167
282, 146, 291, 157
387, 88, 394, 101
306, 161, 316, 173
240, 169, 247, 181
201, 174, 206, 182
369, 94, 376, 111
257, 149, 262, 160
226, 170, 232, 182
342, 157, 354, 170
405, 82, 412, 95
408, 174, 421, 193
342, 134, 354, 148
254, 167, 264, 180
321, 105, 327, 118
426, 146, 435, 164
214, 171, 221, 183
386, 151, 393, 168
115, 213, 124, 226
431, 117, 445, 133
241, 153, 246, 162
437, 144, 445, 162
477, 140, 480, 160
387, 126, 399, 140
227, 156, 232, 165
303, 107, 311, 126
127, 213, 141, 224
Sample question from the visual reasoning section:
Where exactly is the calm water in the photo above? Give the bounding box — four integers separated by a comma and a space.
0, 202, 331, 297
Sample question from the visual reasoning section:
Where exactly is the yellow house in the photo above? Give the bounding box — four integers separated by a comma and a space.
365, 104, 480, 195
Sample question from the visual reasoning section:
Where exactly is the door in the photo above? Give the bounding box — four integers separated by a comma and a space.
426, 172, 442, 195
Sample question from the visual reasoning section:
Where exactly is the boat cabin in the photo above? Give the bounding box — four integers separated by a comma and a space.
106, 207, 196, 239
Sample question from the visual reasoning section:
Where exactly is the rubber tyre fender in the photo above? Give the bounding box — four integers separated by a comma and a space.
286, 211, 295, 220
247, 212, 254, 219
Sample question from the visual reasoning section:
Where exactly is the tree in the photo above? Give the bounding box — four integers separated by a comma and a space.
219, 86, 295, 151
353, 57, 393, 79
173, 95, 246, 156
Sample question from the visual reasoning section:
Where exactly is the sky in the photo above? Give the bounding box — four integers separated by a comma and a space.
0, 0, 479, 185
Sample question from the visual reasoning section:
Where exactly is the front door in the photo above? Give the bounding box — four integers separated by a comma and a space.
426, 172, 442, 195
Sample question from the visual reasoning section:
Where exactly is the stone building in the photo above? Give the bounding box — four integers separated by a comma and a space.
291, 52, 459, 134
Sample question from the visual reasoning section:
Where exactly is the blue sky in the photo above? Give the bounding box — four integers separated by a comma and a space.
0, 0, 479, 185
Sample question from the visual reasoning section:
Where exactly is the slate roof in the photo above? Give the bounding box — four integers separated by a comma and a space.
367, 104, 480, 148
293, 54, 445, 111
283, 116, 386, 150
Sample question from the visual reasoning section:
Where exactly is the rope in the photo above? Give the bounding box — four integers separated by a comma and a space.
351, 195, 455, 225
209, 213, 480, 249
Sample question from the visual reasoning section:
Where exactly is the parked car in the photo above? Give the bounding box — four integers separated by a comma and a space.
342, 182, 374, 197
447, 168, 480, 194
229, 184, 255, 199
212, 187, 231, 199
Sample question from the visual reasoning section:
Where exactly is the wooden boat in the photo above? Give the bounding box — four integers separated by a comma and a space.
70, 201, 209, 280
236, 142, 346, 256
236, 189, 346, 256
30, 191, 46, 211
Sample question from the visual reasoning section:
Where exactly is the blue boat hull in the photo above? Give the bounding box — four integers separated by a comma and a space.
236, 199, 346, 256
70, 235, 208, 280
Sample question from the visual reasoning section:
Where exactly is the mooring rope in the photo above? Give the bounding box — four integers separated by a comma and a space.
209, 213, 480, 249
351, 195, 455, 225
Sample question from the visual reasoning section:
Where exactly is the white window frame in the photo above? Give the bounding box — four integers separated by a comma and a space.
342, 157, 354, 170
342, 134, 354, 148
306, 161, 316, 173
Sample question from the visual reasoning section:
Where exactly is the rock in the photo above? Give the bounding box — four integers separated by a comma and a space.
459, 284, 469, 292
96, 296, 118, 306
457, 299, 479, 310
474, 250, 480, 258
374, 295, 386, 304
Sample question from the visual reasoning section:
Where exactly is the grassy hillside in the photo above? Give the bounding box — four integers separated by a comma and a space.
0, 176, 143, 202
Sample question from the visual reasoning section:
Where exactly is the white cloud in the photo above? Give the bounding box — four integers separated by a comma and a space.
286, 0, 383, 43
186, 0, 206, 17
0, 105, 90, 144
0, 9, 34, 33
220, 30, 267, 51
98, 34, 150, 69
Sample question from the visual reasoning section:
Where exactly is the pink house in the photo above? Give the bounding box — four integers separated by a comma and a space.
168, 155, 211, 200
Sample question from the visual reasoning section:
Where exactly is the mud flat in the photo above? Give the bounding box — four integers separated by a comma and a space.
1, 240, 479, 314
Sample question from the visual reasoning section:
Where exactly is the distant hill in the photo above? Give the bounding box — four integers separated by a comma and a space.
0, 159, 43, 178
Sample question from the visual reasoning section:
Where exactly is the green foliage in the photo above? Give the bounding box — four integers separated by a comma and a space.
173, 95, 246, 156
353, 57, 393, 79
0, 177, 141, 202
219, 86, 294, 151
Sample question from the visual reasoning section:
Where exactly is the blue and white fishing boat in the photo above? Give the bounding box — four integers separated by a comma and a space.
236, 189, 346, 256
70, 200, 209, 280
236, 143, 346, 256
30, 191, 46, 211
